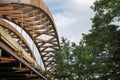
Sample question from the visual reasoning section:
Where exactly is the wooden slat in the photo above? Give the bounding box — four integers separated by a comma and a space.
23, 21, 40, 25
6, 13, 28, 18
35, 38, 46, 42
0, 10, 22, 14
0, 7, 13, 10
16, 16, 35, 22
26, 74, 38, 78
25, 26, 45, 31
22, 21, 40, 26
0, 57, 16, 61
42, 50, 54, 53
13, 67, 30, 72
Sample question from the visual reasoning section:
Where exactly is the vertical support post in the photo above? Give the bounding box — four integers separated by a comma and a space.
0, 26, 1, 40
0, 49, 2, 57
31, 71, 33, 75
0, 49, 2, 61
19, 62, 22, 68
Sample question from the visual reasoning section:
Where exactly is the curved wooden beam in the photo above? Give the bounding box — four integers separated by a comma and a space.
0, 0, 57, 31
0, 0, 60, 72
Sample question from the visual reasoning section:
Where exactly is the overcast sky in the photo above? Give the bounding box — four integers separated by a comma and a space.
44, 0, 95, 44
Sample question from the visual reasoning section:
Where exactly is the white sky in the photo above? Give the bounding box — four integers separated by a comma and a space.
44, 0, 95, 44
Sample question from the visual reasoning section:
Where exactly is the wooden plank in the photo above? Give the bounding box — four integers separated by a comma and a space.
0, 26, 18, 51
0, 7, 13, 10
15, 17, 35, 22
26, 74, 38, 78
0, 10, 22, 14
6, 13, 28, 17
13, 67, 30, 72
0, 57, 15, 61
22, 21, 40, 26
23, 20, 40, 24
26, 25, 45, 30
35, 38, 46, 43
0, 26, 37, 67
25, 26, 46, 32
42, 50, 54, 53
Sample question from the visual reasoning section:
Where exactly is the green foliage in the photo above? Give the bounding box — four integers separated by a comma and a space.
53, 0, 120, 80
54, 38, 75, 80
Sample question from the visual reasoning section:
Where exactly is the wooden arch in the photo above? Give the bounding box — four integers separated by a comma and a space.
0, 0, 60, 71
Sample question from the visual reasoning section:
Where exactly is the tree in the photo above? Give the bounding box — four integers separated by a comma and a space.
81, 0, 120, 79
53, 0, 120, 80
54, 38, 75, 80
89, 0, 120, 79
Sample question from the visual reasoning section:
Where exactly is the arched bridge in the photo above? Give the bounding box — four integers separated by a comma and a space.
0, 0, 60, 80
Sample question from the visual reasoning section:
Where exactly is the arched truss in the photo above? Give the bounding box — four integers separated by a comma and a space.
0, 19, 35, 60
0, 0, 60, 72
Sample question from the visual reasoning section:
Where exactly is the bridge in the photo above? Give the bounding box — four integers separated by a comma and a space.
0, 0, 60, 80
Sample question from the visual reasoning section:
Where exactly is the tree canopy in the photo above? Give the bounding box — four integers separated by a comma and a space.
53, 0, 120, 80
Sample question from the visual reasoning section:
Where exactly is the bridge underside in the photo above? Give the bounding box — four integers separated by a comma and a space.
0, 47, 44, 80
0, 26, 46, 80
